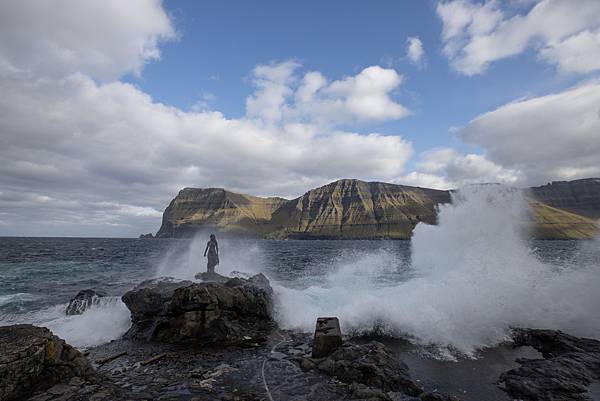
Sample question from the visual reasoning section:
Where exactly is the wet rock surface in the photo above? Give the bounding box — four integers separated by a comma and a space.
121, 273, 274, 344
13, 327, 460, 401
0, 324, 93, 401
300, 341, 424, 399
498, 328, 600, 401
65, 289, 106, 315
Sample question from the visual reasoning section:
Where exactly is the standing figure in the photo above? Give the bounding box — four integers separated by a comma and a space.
203, 234, 219, 273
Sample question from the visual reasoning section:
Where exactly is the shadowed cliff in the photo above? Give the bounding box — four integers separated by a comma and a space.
156, 178, 600, 240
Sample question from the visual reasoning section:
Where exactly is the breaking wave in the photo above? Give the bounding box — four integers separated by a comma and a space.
275, 185, 600, 358
0, 296, 130, 348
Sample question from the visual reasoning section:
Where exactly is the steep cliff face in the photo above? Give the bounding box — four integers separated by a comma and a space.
530, 178, 600, 219
156, 179, 600, 240
270, 179, 450, 239
155, 188, 287, 238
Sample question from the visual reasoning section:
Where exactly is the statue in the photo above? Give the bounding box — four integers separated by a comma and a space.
203, 234, 219, 273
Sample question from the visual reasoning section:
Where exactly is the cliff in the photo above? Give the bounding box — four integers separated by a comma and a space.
156, 179, 600, 240
269, 179, 450, 239
156, 188, 287, 238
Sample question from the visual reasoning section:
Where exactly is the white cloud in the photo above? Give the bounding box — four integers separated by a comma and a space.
399, 148, 520, 189
406, 36, 426, 67
246, 63, 410, 125
456, 81, 600, 184
539, 29, 600, 74
437, 0, 600, 75
0, 71, 415, 235
0, 0, 175, 81
0, 2, 419, 236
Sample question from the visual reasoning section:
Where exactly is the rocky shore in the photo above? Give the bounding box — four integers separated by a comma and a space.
2, 273, 600, 401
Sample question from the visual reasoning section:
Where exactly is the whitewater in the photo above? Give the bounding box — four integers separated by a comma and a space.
2, 185, 599, 358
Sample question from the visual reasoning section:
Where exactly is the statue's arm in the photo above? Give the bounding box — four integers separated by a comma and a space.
203, 243, 208, 257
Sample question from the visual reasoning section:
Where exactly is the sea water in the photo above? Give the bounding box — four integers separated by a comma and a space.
1, 186, 599, 357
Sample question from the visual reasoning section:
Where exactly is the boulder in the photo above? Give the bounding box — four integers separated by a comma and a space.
312, 317, 343, 358
65, 289, 106, 315
498, 328, 600, 401
0, 325, 93, 401
303, 341, 423, 397
121, 277, 192, 339
121, 273, 274, 344
139, 233, 154, 239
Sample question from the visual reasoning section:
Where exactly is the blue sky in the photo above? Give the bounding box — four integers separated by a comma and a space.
1, 0, 599, 236
128, 0, 588, 162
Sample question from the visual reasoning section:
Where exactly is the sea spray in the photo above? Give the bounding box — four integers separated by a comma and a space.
0, 296, 130, 348
275, 185, 600, 358
154, 232, 264, 280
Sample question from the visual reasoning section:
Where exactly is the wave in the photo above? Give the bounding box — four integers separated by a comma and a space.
275, 185, 600, 358
0, 292, 38, 307
0, 296, 131, 348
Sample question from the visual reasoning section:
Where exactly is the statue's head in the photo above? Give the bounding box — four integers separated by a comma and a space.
210, 234, 216, 240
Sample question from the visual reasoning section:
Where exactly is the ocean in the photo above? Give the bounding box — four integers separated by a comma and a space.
1, 186, 599, 359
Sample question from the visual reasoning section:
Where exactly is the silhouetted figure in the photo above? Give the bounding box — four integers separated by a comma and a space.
204, 234, 219, 273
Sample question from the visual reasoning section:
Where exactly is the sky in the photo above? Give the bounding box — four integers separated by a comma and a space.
0, 0, 599, 237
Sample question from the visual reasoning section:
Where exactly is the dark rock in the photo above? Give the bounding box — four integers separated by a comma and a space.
195, 271, 229, 283
0, 324, 93, 401
138, 233, 154, 239
420, 392, 461, 401
312, 317, 343, 358
121, 273, 275, 344
65, 289, 106, 315
498, 328, 600, 401
121, 277, 192, 339
305, 341, 423, 397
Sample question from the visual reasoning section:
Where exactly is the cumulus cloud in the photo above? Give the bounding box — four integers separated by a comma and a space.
0, 0, 175, 81
247, 62, 410, 125
437, 0, 600, 75
0, 3, 415, 236
406, 37, 425, 67
399, 148, 520, 189
455, 81, 600, 184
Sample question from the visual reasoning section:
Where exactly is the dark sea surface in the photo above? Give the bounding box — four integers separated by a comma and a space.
0, 236, 589, 318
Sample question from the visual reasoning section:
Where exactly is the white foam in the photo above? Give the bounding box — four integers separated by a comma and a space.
0, 296, 131, 348
275, 185, 600, 358
0, 292, 37, 306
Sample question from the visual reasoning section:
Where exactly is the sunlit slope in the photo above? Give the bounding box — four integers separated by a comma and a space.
270, 179, 451, 239
529, 200, 598, 239
156, 179, 600, 239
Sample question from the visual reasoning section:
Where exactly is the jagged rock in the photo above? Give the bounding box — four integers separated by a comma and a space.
303, 341, 423, 397
121, 273, 274, 343
138, 233, 154, 239
121, 277, 193, 339
0, 325, 93, 401
65, 289, 105, 315
498, 328, 600, 401
312, 317, 343, 358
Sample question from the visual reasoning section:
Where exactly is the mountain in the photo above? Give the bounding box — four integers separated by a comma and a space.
155, 178, 600, 240
156, 188, 287, 238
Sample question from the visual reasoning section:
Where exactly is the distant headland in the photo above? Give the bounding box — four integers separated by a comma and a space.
153, 178, 600, 240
